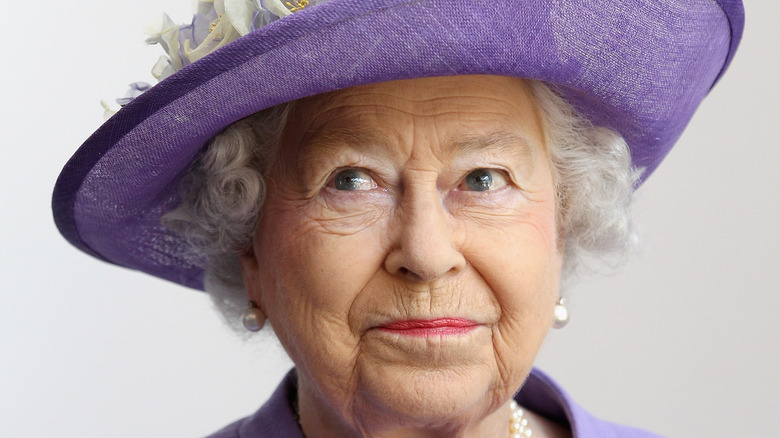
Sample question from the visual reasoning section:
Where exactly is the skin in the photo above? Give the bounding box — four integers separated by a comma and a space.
240, 76, 568, 438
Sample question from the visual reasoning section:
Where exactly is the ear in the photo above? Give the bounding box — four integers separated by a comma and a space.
238, 244, 261, 303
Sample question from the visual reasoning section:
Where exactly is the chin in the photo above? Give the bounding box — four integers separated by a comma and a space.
354, 358, 505, 426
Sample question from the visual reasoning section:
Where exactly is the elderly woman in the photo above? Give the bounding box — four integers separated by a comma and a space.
52, 0, 743, 437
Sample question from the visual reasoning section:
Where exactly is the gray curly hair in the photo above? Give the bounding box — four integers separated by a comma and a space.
162, 80, 641, 331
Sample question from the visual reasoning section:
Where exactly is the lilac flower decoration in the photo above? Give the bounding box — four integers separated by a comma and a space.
116, 82, 152, 106
102, 82, 152, 120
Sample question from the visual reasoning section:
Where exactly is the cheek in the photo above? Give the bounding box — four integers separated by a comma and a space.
462, 199, 561, 328
253, 199, 390, 354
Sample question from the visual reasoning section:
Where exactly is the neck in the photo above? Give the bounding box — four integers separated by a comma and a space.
296, 382, 516, 438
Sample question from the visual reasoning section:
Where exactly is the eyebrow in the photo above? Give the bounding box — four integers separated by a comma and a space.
302, 128, 392, 155
302, 129, 534, 157
294, 128, 393, 181
446, 131, 536, 163
295, 128, 537, 178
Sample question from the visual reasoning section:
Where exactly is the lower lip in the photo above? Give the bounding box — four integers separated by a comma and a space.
377, 319, 479, 337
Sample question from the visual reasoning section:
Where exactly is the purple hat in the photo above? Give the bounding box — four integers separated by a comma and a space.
52, 0, 745, 290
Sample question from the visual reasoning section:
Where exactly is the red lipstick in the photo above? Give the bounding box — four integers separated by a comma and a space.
377, 318, 478, 336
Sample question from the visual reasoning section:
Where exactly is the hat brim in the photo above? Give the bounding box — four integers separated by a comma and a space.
52, 0, 743, 290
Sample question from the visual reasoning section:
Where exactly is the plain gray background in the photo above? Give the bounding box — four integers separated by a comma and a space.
2, 1, 777, 436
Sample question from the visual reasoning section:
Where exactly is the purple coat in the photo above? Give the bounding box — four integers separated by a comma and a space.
206, 369, 664, 437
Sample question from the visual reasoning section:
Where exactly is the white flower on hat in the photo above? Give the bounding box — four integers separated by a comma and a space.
106, 0, 320, 116
223, 0, 261, 35
145, 13, 184, 80
146, 0, 255, 80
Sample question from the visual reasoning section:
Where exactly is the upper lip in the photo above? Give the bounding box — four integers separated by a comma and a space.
377, 318, 479, 330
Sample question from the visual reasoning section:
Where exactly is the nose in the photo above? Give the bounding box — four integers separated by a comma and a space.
384, 183, 465, 282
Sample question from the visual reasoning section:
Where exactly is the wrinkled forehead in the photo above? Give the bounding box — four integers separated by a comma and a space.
280, 75, 547, 163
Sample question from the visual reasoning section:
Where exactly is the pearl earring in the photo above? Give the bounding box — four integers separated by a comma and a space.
242, 301, 266, 332
552, 297, 569, 329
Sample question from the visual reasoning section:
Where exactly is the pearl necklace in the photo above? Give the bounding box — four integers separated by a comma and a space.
509, 400, 533, 437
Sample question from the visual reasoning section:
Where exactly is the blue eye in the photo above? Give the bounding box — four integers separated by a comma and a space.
461, 169, 507, 191
332, 169, 377, 191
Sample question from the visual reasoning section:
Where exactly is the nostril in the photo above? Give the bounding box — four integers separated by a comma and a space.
398, 266, 421, 281
395, 265, 428, 282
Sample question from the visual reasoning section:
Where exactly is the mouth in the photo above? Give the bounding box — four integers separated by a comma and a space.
376, 318, 479, 337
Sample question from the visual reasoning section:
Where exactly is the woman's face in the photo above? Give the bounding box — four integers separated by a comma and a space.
240, 75, 562, 436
